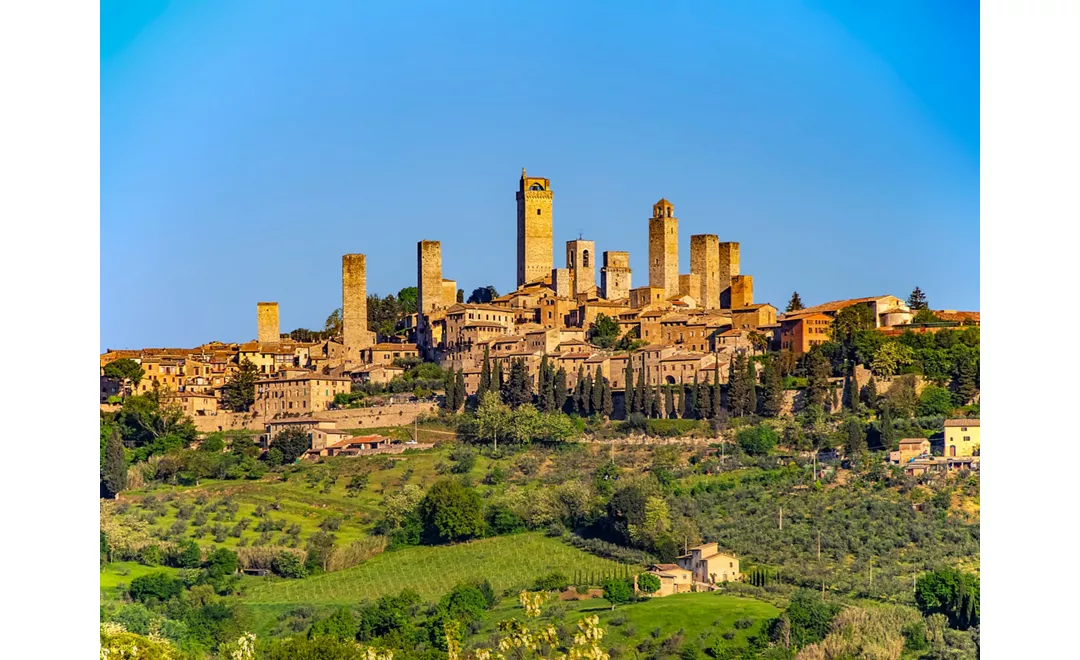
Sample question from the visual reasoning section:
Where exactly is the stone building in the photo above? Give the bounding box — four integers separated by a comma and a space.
718, 242, 740, 308
257, 302, 280, 344
417, 240, 443, 320
600, 250, 632, 300
252, 369, 351, 419
648, 199, 679, 298
729, 275, 753, 309
343, 254, 375, 362
678, 273, 702, 306
566, 239, 596, 297
517, 169, 554, 287
690, 234, 720, 310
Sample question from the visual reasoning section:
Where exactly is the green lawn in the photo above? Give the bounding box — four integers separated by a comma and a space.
468, 591, 780, 655
100, 562, 180, 595
243, 532, 638, 605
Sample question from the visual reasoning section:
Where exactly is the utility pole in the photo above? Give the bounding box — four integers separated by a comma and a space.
779, 506, 783, 530
869, 559, 873, 590
817, 531, 821, 560
813, 450, 818, 480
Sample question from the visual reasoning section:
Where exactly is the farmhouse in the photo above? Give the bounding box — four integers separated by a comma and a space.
676, 542, 741, 585
644, 563, 694, 597
889, 438, 931, 465
944, 419, 980, 457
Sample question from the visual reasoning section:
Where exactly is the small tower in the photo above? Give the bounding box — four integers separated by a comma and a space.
718, 242, 741, 308
690, 234, 720, 309
343, 254, 375, 363
566, 239, 596, 297
256, 302, 279, 344
648, 199, 679, 298
601, 251, 632, 300
516, 169, 554, 287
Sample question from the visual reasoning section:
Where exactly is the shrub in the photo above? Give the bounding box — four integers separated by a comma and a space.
532, 572, 571, 592
138, 544, 163, 566
320, 516, 344, 532
485, 502, 525, 535
637, 572, 661, 595
733, 618, 754, 630
736, 425, 778, 456
205, 547, 239, 579
129, 571, 182, 602
272, 551, 308, 579
646, 419, 700, 438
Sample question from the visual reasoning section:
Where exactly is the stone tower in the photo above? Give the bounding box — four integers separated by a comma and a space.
343, 254, 374, 362
600, 251, 632, 301
565, 239, 596, 297
256, 302, 279, 344
516, 168, 554, 288
678, 273, 702, 304
730, 275, 754, 309
718, 242, 741, 308
417, 240, 443, 324
690, 234, 720, 309
648, 199, 679, 298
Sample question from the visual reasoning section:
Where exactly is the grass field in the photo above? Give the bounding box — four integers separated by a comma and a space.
467, 592, 780, 654
244, 532, 638, 605
100, 562, 180, 594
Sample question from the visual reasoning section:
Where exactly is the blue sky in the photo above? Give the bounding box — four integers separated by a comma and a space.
101, 0, 979, 351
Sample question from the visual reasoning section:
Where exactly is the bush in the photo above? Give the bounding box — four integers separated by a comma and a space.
205, 547, 239, 579
129, 571, 182, 602
737, 425, 779, 456
486, 502, 525, 535
637, 572, 661, 595
138, 544, 163, 566
532, 572, 571, 591
272, 551, 308, 579
646, 419, 700, 438
733, 618, 754, 630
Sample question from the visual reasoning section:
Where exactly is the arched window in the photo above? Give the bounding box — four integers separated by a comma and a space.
529, 183, 544, 191
582, 250, 590, 267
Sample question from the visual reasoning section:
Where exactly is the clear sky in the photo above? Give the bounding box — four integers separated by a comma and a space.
101, 0, 979, 351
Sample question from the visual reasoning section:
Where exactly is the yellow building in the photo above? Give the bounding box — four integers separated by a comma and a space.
645, 564, 694, 597
676, 542, 741, 584
944, 419, 980, 457
253, 370, 351, 419
889, 438, 931, 464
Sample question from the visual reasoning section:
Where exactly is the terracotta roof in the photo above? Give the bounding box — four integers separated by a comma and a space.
660, 353, 709, 362
899, 438, 930, 446
944, 419, 979, 427
370, 343, 417, 351
795, 296, 892, 315
934, 310, 980, 323
732, 304, 774, 312
652, 563, 681, 571
559, 352, 592, 359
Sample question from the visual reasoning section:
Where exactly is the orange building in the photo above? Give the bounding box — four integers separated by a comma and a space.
776, 312, 833, 356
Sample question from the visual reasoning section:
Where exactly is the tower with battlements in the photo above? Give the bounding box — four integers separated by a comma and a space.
648, 199, 679, 299
516, 169, 554, 287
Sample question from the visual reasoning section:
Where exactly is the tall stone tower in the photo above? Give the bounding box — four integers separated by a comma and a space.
730, 275, 754, 309
600, 251, 632, 301
690, 234, 720, 309
516, 168, 553, 288
565, 239, 596, 297
648, 199, 679, 298
417, 240, 443, 323
257, 302, 279, 344
718, 242, 741, 308
343, 253, 374, 362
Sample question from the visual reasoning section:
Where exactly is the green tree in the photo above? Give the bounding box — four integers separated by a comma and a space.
102, 427, 127, 498
760, 355, 784, 417
665, 386, 676, 419
637, 572, 661, 595
915, 568, 980, 630
419, 478, 484, 543
878, 403, 897, 450
784, 590, 841, 648
397, 286, 418, 315
652, 383, 663, 419
862, 375, 879, 408
677, 384, 687, 418
746, 357, 758, 415
579, 370, 593, 416
737, 425, 778, 456
475, 391, 512, 451
308, 607, 356, 642
590, 313, 621, 349
843, 417, 867, 458
204, 547, 239, 579
591, 365, 605, 413
831, 305, 876, 356
324, 308, 343, 338
907, 286, 929, 311
553, 367, 569, 412
951, 353, 978, 406
492, 358, 504, 398
103, 358, 144, 390
844, 368, 861, 413
635, 355, 647, 414
221, 359, 259, 412
478, 346, 492, 401
602, 577, 634, 609
503, 358, 533, 408
786, 292, 805, 313
917, 385, 955, 417
456, 288, 464, 303
871, 341, 915, 377
624, 357, 636, 415
602, 377, 614, 418
467, 286, 499, 304
455, 369, 466, 409
914, 308, 943, 324
272, 426, 311, 464
697, 380, 711, 420
804, 349, 831, 408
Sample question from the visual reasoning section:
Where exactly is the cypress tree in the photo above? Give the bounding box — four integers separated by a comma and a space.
845, 367, 861, 413
879, 403, 897, 450
747, 357, 758, 416
591, 365, 604, 413
580, 372, 593, 416
677, 384, 687, 418
102, 428, 127, 498
602, 377, 613, 418
691, 372, 701, 419
665, 387, 675, 419
624, 357, 636, 415
642, 376, 653, 418
635, 354, 647, 414
554, 367, 569, 412
712, 380, 723, 420
455, 368, 466, 411
653, 384, 663, 418
538, 354, 550, 408
699, 379, 712, 419
727, 355, 744, 416
492, 359, 504, 401
761, 355, 784, 417
574, 365, 586, 414
442, 367, 455, 410
479, 345, 492, 400
863, 375, 879, 409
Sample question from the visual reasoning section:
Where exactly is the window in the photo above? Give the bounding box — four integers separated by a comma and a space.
536, 208, 541, 215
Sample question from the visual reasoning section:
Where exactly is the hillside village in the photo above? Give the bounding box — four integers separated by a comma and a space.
99, 170, 982, 659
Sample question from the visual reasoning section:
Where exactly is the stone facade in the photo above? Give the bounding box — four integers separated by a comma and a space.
343, 253, 374, 362
601, 250, 631, 300
566, 239, 596, 297
718, 242, 740, 308
648, 199, 679, 298
257, 302, 279, 344
516, 169, 554, 287
418, 240, 443, 322
730, 275, 753, 309
690, 234, 720, 310
441, 279, 458, 308
551, 268, 572, 297
678, 273, 702, 305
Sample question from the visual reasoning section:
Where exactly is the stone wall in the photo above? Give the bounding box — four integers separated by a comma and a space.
257, 302, 279, 344
191, 401, 440, 434
690, 234, 720, 309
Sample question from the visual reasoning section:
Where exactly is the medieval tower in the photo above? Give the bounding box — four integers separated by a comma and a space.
730, 275, 754, 309
718, 242, 741, 308
565, 239, 596, 297
256, 302, 279, 344
417, 240, 443, 323
648, 199, 679, 298
600, 251, 632, 301
690, 234, 720, 310
342, 253, 374, 362
516, 168, 554, 287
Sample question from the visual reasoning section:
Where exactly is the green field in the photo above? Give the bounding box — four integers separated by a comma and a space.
100, 562, 179, 593
468, 592, 780, 654
244, 532, 638, 605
